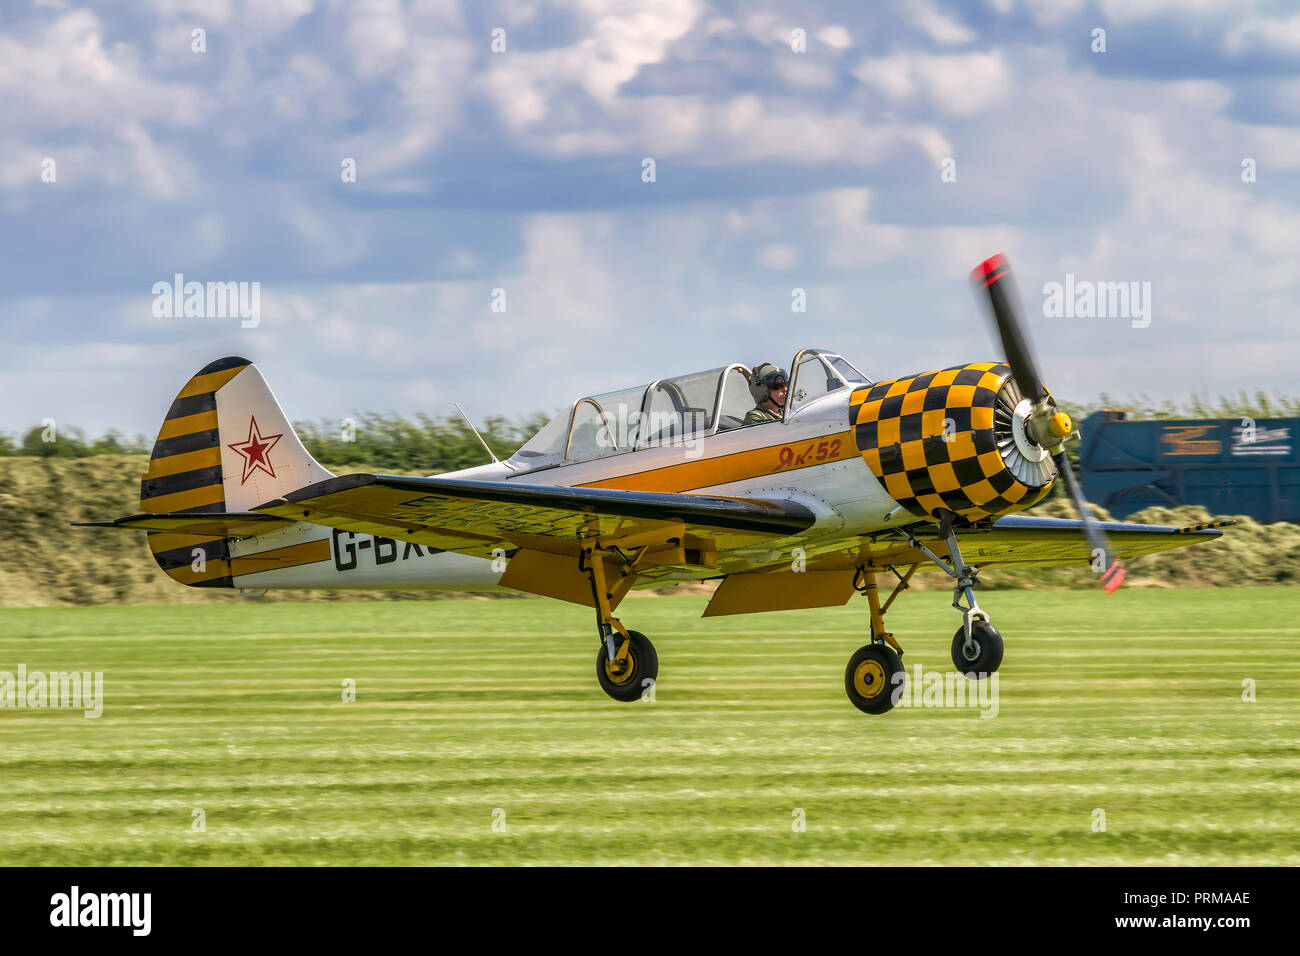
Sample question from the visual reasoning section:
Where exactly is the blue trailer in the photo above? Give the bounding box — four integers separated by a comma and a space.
1078, 411, 1300, 523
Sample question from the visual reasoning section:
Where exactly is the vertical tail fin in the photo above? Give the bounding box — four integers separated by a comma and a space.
139, 356, 334, 587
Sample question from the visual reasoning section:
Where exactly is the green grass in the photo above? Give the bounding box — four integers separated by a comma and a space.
1, 589, 1297, 865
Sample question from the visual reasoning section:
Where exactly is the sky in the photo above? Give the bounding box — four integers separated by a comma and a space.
2, 0, 1299, 439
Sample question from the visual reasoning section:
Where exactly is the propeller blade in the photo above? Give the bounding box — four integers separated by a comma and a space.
970, 254, 1048, 404
1052, 450, 1127, 593
970, 253, 1122, 591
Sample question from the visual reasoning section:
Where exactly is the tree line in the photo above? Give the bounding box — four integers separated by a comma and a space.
2, 391, 1296, 471
0, 412, 552, 473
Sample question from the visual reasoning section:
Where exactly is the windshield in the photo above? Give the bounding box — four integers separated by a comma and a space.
827, 354, 869, 383
511, 350, 869, 467
640, 367, 724, 446
513, 408, 569, 459
587, 384, 647, 452
512, 384, 650, 464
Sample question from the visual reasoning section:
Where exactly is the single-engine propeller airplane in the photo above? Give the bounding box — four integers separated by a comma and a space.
81, 255, 1231, 714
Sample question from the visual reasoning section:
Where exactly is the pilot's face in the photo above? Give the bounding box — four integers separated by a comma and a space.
769, 383, 788, 406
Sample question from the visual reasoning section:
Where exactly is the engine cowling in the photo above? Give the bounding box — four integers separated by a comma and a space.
850, 361, 1056, 522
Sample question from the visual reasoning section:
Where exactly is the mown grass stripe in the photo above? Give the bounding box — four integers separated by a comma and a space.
0, 589, 1296, 865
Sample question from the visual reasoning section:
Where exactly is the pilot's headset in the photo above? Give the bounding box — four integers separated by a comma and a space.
749, 363, 788, 404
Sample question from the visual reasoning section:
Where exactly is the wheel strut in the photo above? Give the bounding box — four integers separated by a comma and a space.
907, 510, 991, 655
854, 564, 917, 656
582, 541, 631, 663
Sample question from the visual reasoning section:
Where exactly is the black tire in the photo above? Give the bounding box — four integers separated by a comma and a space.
844, 643, 905, 715
596, 630, 658, 702
950, 621, 1004, 676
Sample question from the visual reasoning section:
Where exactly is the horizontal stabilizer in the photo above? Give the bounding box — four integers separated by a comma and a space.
74, 512, 296, 538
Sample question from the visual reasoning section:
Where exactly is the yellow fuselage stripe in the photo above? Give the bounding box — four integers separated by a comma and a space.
147, 532, 224, 555
579, 429, 857, 493
165, 559, 231, 585
230, 539, 331, 577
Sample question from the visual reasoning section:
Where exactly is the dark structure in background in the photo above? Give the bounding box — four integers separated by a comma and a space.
1079, 412, 1299, 522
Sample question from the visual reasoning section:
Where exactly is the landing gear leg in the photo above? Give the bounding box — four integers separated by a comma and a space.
843, 565, 916, 715
583, 542, 658, 702
854, 564, 916, 656
908, 511, 1004, 676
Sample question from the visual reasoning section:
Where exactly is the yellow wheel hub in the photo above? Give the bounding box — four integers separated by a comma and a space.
604, 647, 637, 685
853, 659, 886, 699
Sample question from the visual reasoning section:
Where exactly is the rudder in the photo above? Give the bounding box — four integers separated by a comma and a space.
139, 356, 334, 588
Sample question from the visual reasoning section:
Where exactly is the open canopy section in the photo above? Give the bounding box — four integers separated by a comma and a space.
509, 350, 870, 470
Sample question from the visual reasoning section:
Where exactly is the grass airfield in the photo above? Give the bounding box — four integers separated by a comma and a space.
0, 589, 1296, 866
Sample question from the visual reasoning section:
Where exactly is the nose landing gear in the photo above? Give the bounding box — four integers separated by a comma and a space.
950, 620, 1004, 675
908, 509, 1004, 679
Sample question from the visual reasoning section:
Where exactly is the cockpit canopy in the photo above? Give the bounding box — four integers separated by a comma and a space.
511, 349, 869, 468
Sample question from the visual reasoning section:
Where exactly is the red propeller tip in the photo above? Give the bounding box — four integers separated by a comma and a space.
1101, 561, 1127, 594
971, 254, 1010, 288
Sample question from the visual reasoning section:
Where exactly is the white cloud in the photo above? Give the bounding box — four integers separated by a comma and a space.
243, 0, 314, 37
499, 88, 950, 166
757, 243, 798, 270
907, 0, 975, 46
1245, 123, 1300, 171
853, 50, 1010, 116
817, 25, 853, 50
345, 0, 408, 77
117, 121, 196, 200
0, 10, 201, 129
1100, 0, 1245, 24
1225, 13, 1300, 55
993, 0, 1085, 24
0, 9, 204, 199
4, 0, 1300, 437
777, 57, 835, 88
477, 0, 700, 126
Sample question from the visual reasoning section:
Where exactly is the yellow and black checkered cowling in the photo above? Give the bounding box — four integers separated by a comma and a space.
850, 361, 1055, 522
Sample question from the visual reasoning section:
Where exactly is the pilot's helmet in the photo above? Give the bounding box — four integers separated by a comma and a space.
749, 364, 790, 403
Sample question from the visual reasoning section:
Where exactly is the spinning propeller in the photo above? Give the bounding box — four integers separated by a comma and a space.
970, 254, 1126, 593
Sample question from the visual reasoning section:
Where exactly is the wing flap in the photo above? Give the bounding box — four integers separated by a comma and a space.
703, 570, 857, 616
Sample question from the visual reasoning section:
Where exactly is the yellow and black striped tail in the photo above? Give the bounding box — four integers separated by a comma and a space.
140, 356, 251, 588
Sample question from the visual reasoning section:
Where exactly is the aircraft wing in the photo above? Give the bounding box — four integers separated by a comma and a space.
250, 473, 816, 559
703, 514, 1231, 615
804, 514, 1232, 572
949, 514, 1231, 566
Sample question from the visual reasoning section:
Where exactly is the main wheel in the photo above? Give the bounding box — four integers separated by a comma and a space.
844, 643, 904, 715
596, 630, 658, 702
950, 620, 1004, 676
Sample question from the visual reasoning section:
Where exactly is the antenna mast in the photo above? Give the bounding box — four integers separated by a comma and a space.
453, 403, 500, 463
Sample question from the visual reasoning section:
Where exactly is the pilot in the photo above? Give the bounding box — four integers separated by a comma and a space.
744, 366, 789, 425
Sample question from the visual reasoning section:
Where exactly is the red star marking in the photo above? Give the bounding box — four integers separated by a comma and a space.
226, 415, 283, 485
